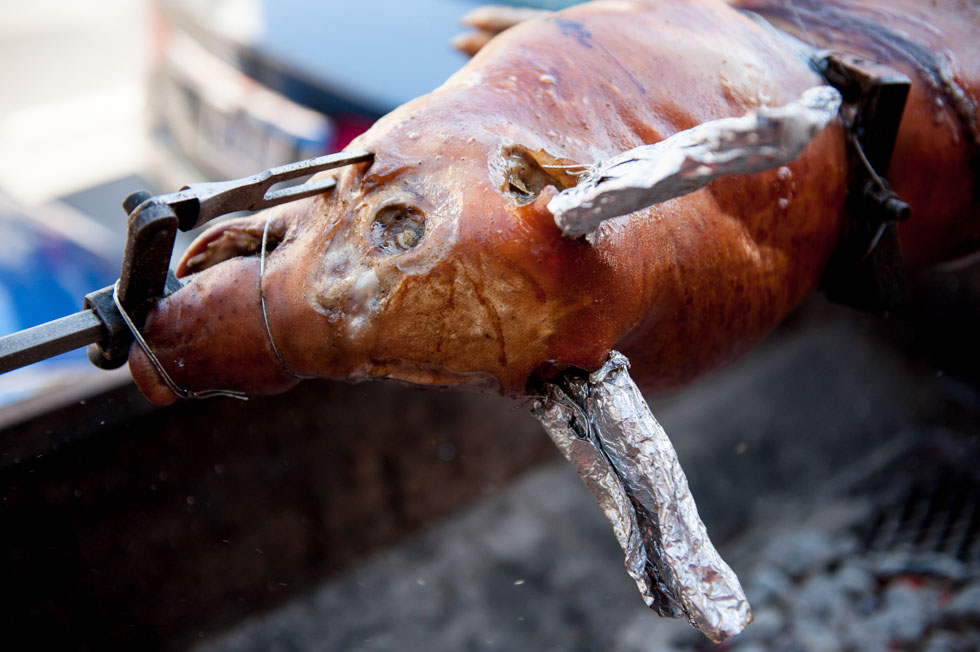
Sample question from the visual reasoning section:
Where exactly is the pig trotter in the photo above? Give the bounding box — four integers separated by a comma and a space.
531, 351, 752, 642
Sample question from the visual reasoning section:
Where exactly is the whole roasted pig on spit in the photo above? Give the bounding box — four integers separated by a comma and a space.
120, 0, 979, 642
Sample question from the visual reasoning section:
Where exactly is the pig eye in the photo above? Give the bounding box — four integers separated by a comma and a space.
371, 204, 425, 253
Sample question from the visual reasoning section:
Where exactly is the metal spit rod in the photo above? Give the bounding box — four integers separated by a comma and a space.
0, 149, 373, 375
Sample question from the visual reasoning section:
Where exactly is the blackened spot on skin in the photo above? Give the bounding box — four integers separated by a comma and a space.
554, 18, 593, 48
552, 17, 646, 95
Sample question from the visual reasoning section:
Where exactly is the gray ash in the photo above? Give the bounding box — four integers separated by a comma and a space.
678, 440, 980, 652
690, 528, 980, 652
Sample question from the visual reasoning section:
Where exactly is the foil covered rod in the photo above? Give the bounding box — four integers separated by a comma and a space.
547, 85, 842, 237
531, 351, 752, 642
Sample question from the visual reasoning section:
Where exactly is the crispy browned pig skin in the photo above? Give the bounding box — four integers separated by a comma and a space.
733, 0, 980, 266
129, 0, 975, 405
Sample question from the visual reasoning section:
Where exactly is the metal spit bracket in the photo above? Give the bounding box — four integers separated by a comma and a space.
0, 150, 373, 374
817, 51, 912, 315
84, 149, 373, 370
88, 149, 375, 369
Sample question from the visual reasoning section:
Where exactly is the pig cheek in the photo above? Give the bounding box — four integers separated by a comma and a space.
309, 234, 375, 327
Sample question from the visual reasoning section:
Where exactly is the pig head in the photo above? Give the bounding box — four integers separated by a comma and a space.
129, 0, 846, 405
128, 102, 643, 405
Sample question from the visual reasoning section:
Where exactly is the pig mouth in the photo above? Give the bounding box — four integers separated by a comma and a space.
177, 215, 288, 277
130, 212, 300, 406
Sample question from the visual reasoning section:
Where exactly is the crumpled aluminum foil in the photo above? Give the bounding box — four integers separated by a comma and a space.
531, 351, 752, 642
547, 85, 842, 237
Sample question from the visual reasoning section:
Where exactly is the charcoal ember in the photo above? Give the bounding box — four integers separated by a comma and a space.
745, 567, 792, 605
729, 645, 767, 652
946, 582, 980, 622
922, 631, 980, 652
790, 620, 841, 652
792, 574, 853, 623
740, 607, 784, 640
757, 527, 858, 580
832, 561, 875, 601
873, 580, 940, 642
868, 553, 969, 583
682, 525, 980, 652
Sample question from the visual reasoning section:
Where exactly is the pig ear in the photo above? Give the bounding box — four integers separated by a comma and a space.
499, 144, 585, 207
451, 6, 551, 57
451, 31, 493, 58
525, 147, 590, 189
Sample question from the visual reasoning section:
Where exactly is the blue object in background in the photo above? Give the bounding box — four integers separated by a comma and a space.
0, 208, 119, 407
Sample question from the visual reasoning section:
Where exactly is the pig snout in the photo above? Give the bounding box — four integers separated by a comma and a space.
128, 210, 304, 405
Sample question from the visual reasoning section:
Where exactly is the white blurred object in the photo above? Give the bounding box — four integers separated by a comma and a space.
0, 0, 149, 205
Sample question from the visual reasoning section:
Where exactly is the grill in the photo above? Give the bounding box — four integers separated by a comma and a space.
683, 437, 980, 652
862, 464, 980, 565
4, 267, 978, 651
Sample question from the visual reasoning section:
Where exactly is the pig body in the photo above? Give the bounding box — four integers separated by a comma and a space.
130, 0, 980, 404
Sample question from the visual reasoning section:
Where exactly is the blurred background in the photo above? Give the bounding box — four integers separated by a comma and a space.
0, 0, 146, 405
1, 1, 979, 651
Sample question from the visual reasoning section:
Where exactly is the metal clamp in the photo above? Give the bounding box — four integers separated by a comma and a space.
85, 190, 180, 369
818, 51, 912, 315
112, 281, 248, 400
85, 149, 374, 373
0, 150, 374, 380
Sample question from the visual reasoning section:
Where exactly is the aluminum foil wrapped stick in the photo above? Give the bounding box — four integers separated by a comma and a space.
548, 85, 842, 237
531, 352, 752, 642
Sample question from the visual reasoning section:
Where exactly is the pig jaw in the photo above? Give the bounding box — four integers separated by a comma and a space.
129, 120, 601, 402
128, 255, 301, 406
